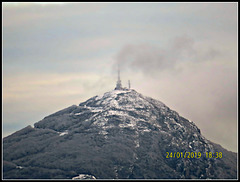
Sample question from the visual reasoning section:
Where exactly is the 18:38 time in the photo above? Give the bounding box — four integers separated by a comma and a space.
205, 152, 222, 158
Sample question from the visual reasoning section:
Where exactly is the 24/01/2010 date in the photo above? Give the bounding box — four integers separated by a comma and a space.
166, 152, 222, 159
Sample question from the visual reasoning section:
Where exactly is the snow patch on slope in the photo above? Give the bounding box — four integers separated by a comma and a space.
72, 174, 96, 179
58, 130, 68, 136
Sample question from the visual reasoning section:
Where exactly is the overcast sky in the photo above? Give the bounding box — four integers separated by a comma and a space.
2, 2, 237, 152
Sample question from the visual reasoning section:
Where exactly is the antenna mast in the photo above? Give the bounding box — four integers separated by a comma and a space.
115, 64, 122, 90
118, 66, 120, 82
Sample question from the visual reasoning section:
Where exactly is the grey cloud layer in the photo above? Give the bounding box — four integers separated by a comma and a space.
115, 35, 221, 75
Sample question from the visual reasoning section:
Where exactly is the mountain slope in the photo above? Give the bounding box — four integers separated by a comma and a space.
3, 89, 237, 179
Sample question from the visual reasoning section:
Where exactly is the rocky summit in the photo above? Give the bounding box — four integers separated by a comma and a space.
3, 89, 237, 179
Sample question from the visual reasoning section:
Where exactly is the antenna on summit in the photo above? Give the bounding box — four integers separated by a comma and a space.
118, 65, 120, 82
115, 64, 122, 90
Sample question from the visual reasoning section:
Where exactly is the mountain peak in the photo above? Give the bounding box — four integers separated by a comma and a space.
3, 89, 237, 179
81, 89, 165, 112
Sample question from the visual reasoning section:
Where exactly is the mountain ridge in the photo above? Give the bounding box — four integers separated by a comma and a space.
3, 89, 237, 179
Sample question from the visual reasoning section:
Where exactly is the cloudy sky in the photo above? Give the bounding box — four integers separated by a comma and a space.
2, 2, 237, 152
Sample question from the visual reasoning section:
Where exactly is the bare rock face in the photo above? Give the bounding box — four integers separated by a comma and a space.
3, 89, 237, 179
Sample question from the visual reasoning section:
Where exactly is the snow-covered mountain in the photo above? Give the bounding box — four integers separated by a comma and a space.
3, 89, 237, 179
